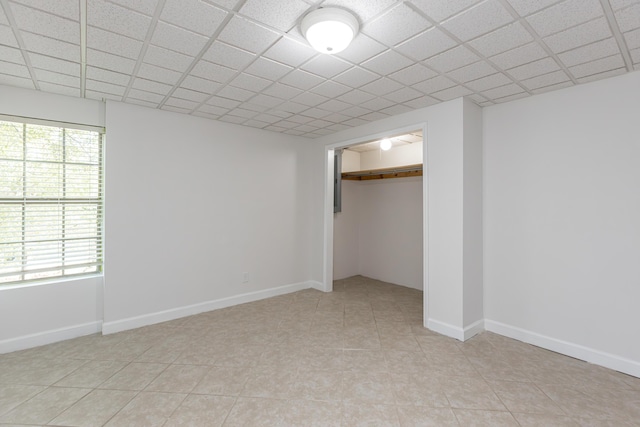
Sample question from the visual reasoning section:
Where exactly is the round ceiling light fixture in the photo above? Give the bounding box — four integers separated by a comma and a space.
380, 138, 392, 151
301, 8, 359, 54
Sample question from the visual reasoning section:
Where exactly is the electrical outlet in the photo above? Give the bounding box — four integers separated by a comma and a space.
242, 272, 249, 283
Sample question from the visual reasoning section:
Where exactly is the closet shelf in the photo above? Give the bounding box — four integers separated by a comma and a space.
341, 163, 423, 181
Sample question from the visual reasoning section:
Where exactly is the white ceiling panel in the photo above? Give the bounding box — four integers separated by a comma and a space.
442, 0, 513, 42
240, 0, 308, 32
0, 0, 636, 138
161, 0, 228, 36
363, 3, 432, 46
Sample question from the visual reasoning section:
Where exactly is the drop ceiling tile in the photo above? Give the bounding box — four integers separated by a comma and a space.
201, 41, 255, 71
615, 4, 640, 32
206, 95, 240, 109
197, 104, 229, 116
307, 119, 332, 128
363, 3, 432, 46
165, 97, 198, 110
229, 73, 271, 92
301, 55, 351, 79
244, 118, 271, 129
261, 83, 303, 100
506, 0, 561, 16
333, 67, 380, 88
279, 69, 324, 90
360, 111, 389, 122
317, 100, 351, 113
11, 0, 79, 19
131, 78, 172, 95
633, 47, 640, 63
161, 0, 228, 36
360, 97, 395, 110
569, 54, 625, 78
245, 57, 292, 81
543, 17, 612, 53
285, 114, 315, 124
104, 0, 157, 16
413, 75, 457, 93
38, 81, 79, 97
531, 80, 573, 94
193, 110, 221, 120
447, 60, 497, 82
481, 83, 525, 99
263, 37, 316, 67
325, 0, 397, 22
396, 27, 457, 61
0, 24, 17, 47
443, 0, 513, 42
87, 48, 136, 74
527, 0, 604, 37
161, 105, 191, 114
292, 91, 329, 107
295, 124, 319, 132
86, 66, 128, 85
343, 116, 370, 126
87, 0, 150, 40
310, 80, 352, 97
151, 21, 208, 56
253, 113, 283, 124
381, 104, 414, 115
626, 28, 640, 49
144, 45, 194, 73
217, 85, 255, 101
426, 45, 480, 72
172, 87, 209, 103
127, 89, 163, 103
337, 34, 387, 64
218, 16, 280, 54
190, 60, 235, 83
227, 107, 258, 119
361, 50, 413, 75
85, 79, 126, 96
299, 108, 331, 119
557, 38, 620, 67
0, 60, 29, 78
327, 123, 350, 132
576, 67, 626, 83
491, 42, 547, 70
0, 73, 34, 89
137, 62, 182, 85
341, 105, 371, 117
466, 72, 512, 91
403, 95, 441, 109
467, 93, 488, 103
410, 0, 482, 21
495, 92, 529, 102
0, 45, 24, 65
508, 57, 560, 80
609, 0, 638, 11
431, 85, 473, 101
30, 54, 78, 76
86, 90, 122, 101
467, 22, 533, 57
389, 63, 438, 85
240, 0, 308, 31
11, 3, 78, 43
337, 89, 376, 104
521, 69, 570, 90
219, 115, 248, 124
21, 32, 78, 62
360, 77, 403, 96
283, 129, 306, 135
88, 26, 142, 59
382, 86, 423, 103
179, 75, 222, 94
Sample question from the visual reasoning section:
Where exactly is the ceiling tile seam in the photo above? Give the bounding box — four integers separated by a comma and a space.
80, 0, 87, 98
121, 0, 166, 101
156, 0, 249, 109
496, 0, 579, 85
599, 0, 633, 71
0, 0, 39, 90
404, 1, 529, 101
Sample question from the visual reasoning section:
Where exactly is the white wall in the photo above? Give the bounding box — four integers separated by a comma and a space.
484, 71, 640, 375
358, 177, 423, 289
103, 101, 314, 332
341, 149, 360, 172
0, 85, 105, 352
360, 141, 423, 170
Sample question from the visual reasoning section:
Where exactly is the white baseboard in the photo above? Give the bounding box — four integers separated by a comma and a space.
485, 320, 640, 379
427, 318, 485, 341
0, 321, 102, 354
102, 281, 313, 335
309, 280, 328, 292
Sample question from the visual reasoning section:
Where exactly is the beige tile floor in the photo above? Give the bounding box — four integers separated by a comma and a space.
1, 275, 639, 426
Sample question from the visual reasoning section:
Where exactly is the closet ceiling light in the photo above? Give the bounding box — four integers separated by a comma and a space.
380, 138, 392, 151
301, 8, 359, 54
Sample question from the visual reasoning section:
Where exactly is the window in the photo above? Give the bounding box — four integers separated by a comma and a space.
0, 116, 104, 285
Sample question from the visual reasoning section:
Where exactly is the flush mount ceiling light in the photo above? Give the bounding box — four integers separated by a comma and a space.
380, 138, 392, 151
301, 8, 359, 54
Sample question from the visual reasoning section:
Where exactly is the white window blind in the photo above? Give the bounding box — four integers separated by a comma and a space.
0, 117, 104, 285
